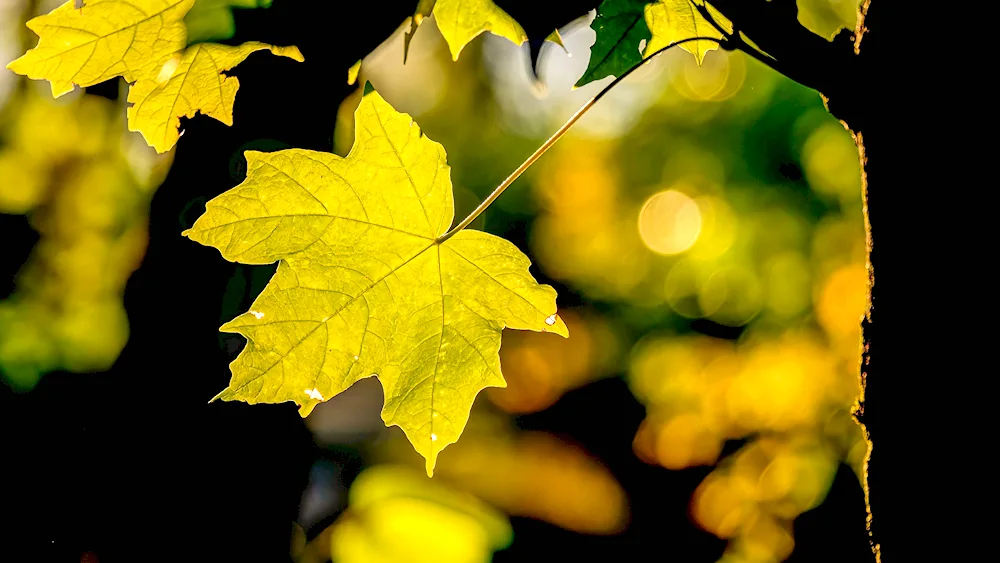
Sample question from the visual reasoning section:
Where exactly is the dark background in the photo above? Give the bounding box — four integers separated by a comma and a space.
1, 2, 873, 561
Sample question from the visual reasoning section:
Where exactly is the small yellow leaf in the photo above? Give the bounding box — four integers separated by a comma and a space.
644, 0, 731, 65
185, 87, 567, 475
127, 42, 303, 153
7, 0, 302, 153
347, 59, 362, 85
6, 0, 194, 97
432, 0, 527, 60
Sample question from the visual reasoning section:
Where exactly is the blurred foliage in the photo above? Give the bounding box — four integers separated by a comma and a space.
315, 5, 866, 561
308, 464, 512, 563
1, 1, 868, 561
373, 409, 629, 535
0, 85, 171, 389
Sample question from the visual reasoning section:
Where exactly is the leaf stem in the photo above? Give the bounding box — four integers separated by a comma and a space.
436, 36, 723, 243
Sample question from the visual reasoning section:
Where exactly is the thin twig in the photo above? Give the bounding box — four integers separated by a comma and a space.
436, 36, 723, 243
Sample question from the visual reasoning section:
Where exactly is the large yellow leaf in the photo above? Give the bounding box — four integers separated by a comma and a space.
127, 42, 303, 153
432, 0, 527, 60
184, 87, 567, 475
644, 0, 731, 64
7, 0, 301, 153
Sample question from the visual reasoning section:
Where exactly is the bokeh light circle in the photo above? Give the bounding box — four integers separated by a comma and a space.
638, 190, 702, 255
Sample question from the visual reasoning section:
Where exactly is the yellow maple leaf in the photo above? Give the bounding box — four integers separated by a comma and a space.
127, 42, 303, 153
431, 0, 527, 60
644, 0, 731, 64
184, 87, 567, 475
6, 0, 193, 97
7, 0, 301, 153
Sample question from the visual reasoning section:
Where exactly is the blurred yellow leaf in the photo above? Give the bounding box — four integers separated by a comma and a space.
185, 88, 567, 475
6, 0, 301, 153
0, 91, 170, 389
430, 430, 628, 534
329, 465, 511, 563
489, 308, 619, 414
127, 41, 302, 152
796, 0, 863, 40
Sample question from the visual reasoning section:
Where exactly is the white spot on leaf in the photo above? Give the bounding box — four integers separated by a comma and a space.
544, 314, 557, 326
304, 388, 325, 400
250, 310, 264, 319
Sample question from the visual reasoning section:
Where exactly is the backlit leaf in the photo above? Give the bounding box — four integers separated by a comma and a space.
6, 0, 301, 153
576, 0, 651, 88
6, 0, 194, 98
127, 41, 303, 153
644, 0, 730, 64
431, 0, 527, 60
184, 87, 567, 475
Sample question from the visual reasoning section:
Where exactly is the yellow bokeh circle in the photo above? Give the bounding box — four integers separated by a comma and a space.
638, 190, 702, 255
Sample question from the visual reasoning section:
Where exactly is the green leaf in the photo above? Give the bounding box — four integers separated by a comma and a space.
644, 0, 730, 65
576, 0, 651, 88
184, 0, 272, 44
184, 87, 568, 475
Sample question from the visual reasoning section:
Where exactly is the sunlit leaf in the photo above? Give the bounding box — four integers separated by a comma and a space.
127, 41, 303, 153
576, 0, 651, 88
6, 0, 193, 98
6, 0, 301, 153
644, 0, 730, 64
430, 0, 527, 61
185, 87, 567, 475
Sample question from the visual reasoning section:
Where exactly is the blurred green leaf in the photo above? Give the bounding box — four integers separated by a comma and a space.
184, 0, 272, 44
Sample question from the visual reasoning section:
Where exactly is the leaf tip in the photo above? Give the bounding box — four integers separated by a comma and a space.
272, 44, 304, 63
347, 59, 362, 85
547, 313, 570, 338
298, 401, 317, 417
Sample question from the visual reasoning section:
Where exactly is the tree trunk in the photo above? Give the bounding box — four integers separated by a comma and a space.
843, 2, 926, 560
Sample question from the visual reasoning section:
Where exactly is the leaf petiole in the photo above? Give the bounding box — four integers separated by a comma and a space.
436, 35, 723, 243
